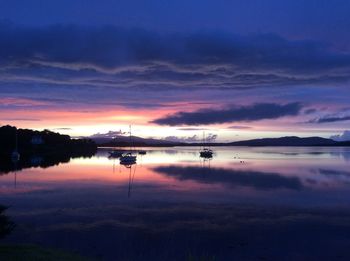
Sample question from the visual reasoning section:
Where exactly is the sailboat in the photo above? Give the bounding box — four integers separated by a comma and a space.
109, 150, 123, 158
120, 125, 137, 165
11, 128, 20, 163
199, 132, 213, 158
138, 150, 147, 155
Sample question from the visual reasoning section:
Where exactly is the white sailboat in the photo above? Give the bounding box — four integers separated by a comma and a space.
120, 125, 137, 165
199, 131, 213, 158
109, 150, 123, 158
11, 128, 20, 163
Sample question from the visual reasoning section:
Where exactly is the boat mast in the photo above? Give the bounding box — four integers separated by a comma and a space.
129, 125, 132, 153
202, 131, 205, 150
15, 128, 18, 152
128, 166, 132, 198
204, 131, 207, 150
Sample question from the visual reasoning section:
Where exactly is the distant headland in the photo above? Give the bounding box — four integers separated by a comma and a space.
1, 125, 350, 153
92, 133, 350, 147
0, 125, 97, 174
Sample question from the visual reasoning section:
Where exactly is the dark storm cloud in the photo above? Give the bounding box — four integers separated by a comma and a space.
1, 23, 350, 90
0, 24, 346, 71
318, 169, 350, 177
152, 103, 302, 126
309, 115, 350, 123
303, 108, 317, 115
153, 165, 303, 190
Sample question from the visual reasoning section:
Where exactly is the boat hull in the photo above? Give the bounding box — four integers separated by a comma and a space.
11, 151, 20, 162
120, 155, 137, 164
200, 151, 213, 158
109, 151, 123, 158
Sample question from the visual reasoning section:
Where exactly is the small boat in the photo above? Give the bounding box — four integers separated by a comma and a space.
30, 156, 43, 165
109, 150, 123, 158
120, 125, 137, 165
200, 148, 213, 158
11, 151, 20, 163
138, 150, 147, 155
199, 132, 213, 158
120, 152, 137, 164
11, 128, 20, 163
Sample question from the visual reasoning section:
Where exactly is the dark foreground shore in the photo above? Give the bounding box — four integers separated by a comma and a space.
2, 202, 350, 261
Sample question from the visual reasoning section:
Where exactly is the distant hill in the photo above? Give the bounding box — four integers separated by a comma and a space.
336, 140, 350, 146
92, 135, 178, 146
228, 136, 337, 146
92, 135, 349, 147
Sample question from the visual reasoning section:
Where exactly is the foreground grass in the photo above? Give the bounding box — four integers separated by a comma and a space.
0, 245, 94, 261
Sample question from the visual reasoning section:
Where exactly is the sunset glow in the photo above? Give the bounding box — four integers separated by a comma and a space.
2, 2, 350, 259
1, 1, 350, 141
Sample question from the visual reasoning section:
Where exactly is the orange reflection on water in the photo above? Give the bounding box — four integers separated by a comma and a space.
1, 147, 350, 206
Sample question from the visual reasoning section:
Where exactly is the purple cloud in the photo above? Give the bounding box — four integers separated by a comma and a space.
309, 115, 350, 123
330, 130, 350, 141
152, 103, 302, 126
1, 23, 350, 92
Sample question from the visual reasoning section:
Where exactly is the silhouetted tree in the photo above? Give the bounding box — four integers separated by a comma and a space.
0, 125, 96, 156
0, 125, 97, 174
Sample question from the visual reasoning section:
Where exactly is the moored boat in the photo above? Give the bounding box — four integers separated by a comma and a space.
120, 125, 137, 164
120, 152, 137, 164
200, 148, 213, 158
138, 150, 146, 155
109, 150, 123, 158
11, 128, 20, 163
199, 132, 214, 158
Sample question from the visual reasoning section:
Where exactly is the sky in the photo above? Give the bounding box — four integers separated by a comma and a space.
1, 0, 350, 142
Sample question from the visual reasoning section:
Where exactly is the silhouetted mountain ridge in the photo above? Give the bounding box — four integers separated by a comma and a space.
92, 135, 176, 146
228, 136, 338, 146
93, 134, 349, 147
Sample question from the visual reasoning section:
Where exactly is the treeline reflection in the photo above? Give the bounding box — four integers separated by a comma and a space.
0, 151, 95, 175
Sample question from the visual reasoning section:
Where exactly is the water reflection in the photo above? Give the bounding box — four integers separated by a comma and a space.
153, 165, 303, 190
239, 147, 350, 161
121, 163, 137, 198
0, 147, 350, 204
200, 157, 212, 169
0, 151, 95, 175
331, 150, 350, 162
1, 147, 350, 260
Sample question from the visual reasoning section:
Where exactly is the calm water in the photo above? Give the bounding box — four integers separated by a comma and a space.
1, 147, 350, 260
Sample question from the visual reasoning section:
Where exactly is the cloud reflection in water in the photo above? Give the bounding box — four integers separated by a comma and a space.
153, 165, 303, 190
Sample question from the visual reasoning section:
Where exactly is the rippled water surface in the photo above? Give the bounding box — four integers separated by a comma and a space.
1, 147, 350, 260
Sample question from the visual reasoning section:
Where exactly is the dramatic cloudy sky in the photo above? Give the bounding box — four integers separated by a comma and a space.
1, 0, 350, 141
